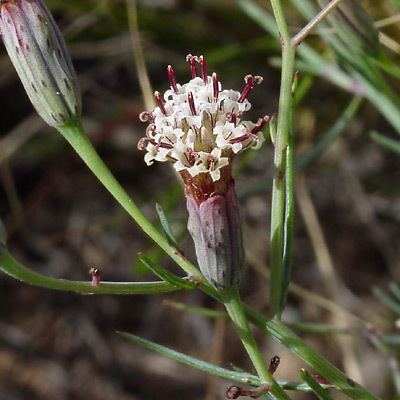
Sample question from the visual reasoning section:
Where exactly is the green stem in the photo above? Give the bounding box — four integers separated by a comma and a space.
0, 251, 178, 295
57, 122, 199, 278
222, 288, 291, 399
269, 0, 296, 318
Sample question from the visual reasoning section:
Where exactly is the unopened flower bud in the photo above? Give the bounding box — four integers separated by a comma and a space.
0, 0, 81, 127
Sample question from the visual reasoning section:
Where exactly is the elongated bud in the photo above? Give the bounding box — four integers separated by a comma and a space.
0, 0, 81, 127
186, 184, 244, 290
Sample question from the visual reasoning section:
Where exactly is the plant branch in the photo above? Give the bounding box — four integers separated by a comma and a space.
57, 121, 200, 279
222, 288, 291, 399
291, 0, 345, 47
269, 0, 295, 318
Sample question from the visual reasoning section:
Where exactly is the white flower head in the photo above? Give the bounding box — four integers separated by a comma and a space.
138, 54, 269, 183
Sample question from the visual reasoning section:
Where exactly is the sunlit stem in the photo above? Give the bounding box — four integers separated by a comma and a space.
57, 120, 200, 278
222, 287, 291, 399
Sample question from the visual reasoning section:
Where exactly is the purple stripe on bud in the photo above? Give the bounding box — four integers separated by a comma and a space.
0, 0, 81, 127
186, 185, 244, 290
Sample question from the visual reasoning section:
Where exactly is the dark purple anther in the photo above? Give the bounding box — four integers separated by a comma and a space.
229, 134, 249, 144
198, 55, 207, 84
238, 75, 263, 103
186, 54, 197, 78
251, 115, 270, 134
155, 137, 174, 150
212, 72, 219, 101
226, 112, 237, 124
167, 65, 178, 93
188, 91, 196, 115
154, 91, 167, 116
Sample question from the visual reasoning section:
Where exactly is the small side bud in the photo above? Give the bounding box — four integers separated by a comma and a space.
0, 0, 81, 127
89, 267, 100, 286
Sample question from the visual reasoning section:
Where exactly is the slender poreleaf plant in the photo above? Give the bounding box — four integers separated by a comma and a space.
0, 0, 388, 398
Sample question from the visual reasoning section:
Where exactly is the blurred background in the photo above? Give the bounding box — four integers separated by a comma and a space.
1, 0, 400, 398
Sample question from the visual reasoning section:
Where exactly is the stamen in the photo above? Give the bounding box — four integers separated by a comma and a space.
226, 112, 236, 124
137, 137, 148, 150
226, 111, 243, 125
185, 148, 198, 165
238, 74, 263, 103
154, 91, 167, 116
198, 55, 207, 84
155, 136, 174, 150
139, 111, 154, 122
212, 72, 219, 101
207, 155, 216, 171
146, 123, 157, 136
188, 91, 197, 115
251, 115, 270, 134
186, 54, 197, 78
167, 65, 178, 93
229, 134, 249, 144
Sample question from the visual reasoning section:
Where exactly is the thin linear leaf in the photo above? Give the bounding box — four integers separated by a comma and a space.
300, 369, 333, 400
280, 106, 295, 313
0, 252, 179, 295
381, 335, 400, 346
155, 202, 180, 248
289, 322, 350, 335
240, 96, 362, 200
138, 255, 197, 290
389, 283, 400, 302
370, 131, 400, 156
263, 320, 380, 399
164, 300, 228, 319
297, 97, 363, 170
118, 331, 333, 393
354, 72, 400, 135
119, 331, 260, 385
373, 287, 400, 315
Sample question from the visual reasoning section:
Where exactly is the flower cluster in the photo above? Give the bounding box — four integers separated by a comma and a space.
138, 55, 270, 289
138, 55, 269, 184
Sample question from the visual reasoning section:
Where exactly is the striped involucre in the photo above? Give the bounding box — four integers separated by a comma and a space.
186, 185, 244, 290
